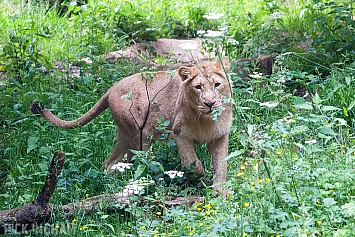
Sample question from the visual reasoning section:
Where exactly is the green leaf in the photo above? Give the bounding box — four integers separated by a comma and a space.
347, 100, 355, 111
323, 198, 337, 207
163, 120, 170, 126
345, 76, 351, 86
319, 127, 338, 136
334, 118, 347, 126
134, 164, 146, 180
312, 93, 323, 105
27, 136, 39, 154
148, 161, 164, 173
225, 150, 244, 161
294, 99, 313, 110
39, 146, 51, 156
343, 107, 349, 117
247, 124, 254, 136
321, 106, 340, 111
305, 144, 323, 154
103, 223, 115, 232
101, 215, 110, 219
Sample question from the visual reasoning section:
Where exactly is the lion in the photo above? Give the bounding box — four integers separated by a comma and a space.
31, 56, 233, 193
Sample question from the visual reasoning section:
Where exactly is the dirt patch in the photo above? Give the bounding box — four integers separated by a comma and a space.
103, 38, 215, 70
55, 38, 217, 78
0, 38, 272, 80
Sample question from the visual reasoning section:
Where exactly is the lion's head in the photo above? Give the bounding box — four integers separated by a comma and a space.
178, 56, 231, 117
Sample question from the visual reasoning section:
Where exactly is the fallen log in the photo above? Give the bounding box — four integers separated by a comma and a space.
0, 151, 204, 235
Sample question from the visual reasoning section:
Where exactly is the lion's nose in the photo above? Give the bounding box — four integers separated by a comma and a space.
204, 101, 216, 108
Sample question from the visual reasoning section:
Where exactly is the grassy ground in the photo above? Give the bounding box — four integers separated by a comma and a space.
1, 0, 355, 236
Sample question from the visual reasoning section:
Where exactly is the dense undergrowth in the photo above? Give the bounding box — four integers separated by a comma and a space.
1, 0, 355, 236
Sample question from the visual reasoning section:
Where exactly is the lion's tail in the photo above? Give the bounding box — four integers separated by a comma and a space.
31, 92, 109, 129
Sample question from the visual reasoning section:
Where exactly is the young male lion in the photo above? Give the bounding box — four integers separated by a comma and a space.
31, 56, 233, 193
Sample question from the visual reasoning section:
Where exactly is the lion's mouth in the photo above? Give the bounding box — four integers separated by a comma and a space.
202, 105, 219, 114
198, 102, 221, 115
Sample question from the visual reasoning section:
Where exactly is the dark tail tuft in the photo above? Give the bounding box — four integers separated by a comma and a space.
31, 102, 44, 115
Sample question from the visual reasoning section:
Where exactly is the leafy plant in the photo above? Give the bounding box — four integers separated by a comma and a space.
1, 30, 50, 83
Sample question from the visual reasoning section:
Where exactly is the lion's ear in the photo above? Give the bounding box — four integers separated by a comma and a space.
216, 56, 231, 73
178, 66, 195, 81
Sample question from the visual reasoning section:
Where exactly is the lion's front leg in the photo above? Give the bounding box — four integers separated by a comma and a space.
208, 134, 229, 193
176, 137, 204, 178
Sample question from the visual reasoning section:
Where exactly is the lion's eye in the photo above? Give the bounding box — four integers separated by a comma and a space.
195, 85, 202, 89
214, 83, 221, 87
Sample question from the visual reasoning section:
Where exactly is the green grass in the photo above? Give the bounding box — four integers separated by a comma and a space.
2, 0, 355, 236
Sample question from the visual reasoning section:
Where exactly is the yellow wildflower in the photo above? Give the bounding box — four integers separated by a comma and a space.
80, 225, 88, 231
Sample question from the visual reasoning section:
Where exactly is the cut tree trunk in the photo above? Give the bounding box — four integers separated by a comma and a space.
0, 151, 203, 234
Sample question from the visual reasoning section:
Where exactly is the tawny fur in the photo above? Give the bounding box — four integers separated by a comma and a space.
33, 57, 233, 193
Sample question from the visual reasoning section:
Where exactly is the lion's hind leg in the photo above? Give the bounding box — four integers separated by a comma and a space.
102, 131, 134, 172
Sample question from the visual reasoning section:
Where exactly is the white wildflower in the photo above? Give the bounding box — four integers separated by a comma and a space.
249, 72, 263, 79
203, 13, 224, 20
227, 39, 239, 46
218, 26, 229, 32
120, 184, 144, 196
119, 177, 155, 197
164, 170, 184, 179
305, 139, 317, 144
259, 102, 279, 108
269, 11, 285, 21
204, 30, 224, 38
196, 30, 206, 36
278, 116, 296, 124
110, 162, 133, 172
